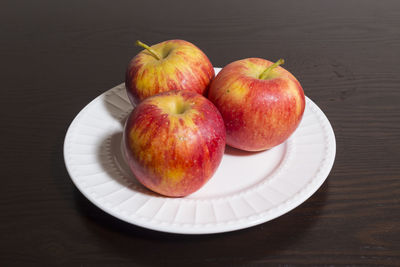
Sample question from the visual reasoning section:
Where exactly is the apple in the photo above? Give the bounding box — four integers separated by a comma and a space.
125, 40, 215, 105
123, 90, 226, 197
208, 58, 305, 151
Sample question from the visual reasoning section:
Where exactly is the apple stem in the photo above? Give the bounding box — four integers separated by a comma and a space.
135, 40, 161, 60
259, 59, 285, 80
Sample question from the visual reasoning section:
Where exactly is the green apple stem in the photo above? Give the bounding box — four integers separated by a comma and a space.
259, 59, 285, 80
135, 40, 161, 60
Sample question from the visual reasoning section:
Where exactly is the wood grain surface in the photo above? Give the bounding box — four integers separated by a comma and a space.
1, 0, 399, 265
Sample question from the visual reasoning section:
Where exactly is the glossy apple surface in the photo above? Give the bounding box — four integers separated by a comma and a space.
123, 90, 226, 197
208, 58, 305, 151
125, 39, 214, 105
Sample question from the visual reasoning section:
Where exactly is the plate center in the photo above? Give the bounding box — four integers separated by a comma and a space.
189, 142, 288, 199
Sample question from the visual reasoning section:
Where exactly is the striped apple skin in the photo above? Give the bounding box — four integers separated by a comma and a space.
123, 90, 225, 197
208, 58, 305, 152
125, 40, 214, 105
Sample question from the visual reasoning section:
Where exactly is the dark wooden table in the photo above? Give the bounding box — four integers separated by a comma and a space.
1, 0, 399, 265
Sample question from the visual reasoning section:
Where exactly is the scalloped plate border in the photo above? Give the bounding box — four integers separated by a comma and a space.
64, 68, 336, 234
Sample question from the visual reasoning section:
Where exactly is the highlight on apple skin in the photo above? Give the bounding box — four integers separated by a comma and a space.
208, 58, 305, 152
125, 39, 215, 106
123, 90, 226, 197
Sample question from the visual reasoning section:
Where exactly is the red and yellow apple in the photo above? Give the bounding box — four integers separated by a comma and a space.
125, 40, 214, 105
208, 58, 305, 151
123, 90, 226, 197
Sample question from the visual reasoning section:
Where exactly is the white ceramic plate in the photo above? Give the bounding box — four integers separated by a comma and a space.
64, 68, 336, 234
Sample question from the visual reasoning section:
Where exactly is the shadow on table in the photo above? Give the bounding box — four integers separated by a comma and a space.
73, 179, 330, 266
